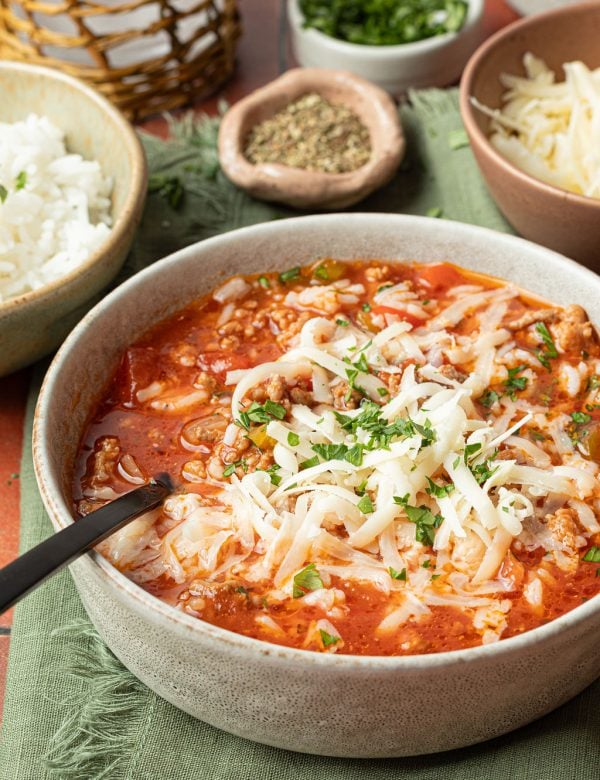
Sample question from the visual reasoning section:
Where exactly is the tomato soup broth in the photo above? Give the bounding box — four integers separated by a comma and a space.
74, 260, 600, 655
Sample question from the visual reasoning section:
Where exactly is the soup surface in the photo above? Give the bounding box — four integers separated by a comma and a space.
74, 259, 600, 655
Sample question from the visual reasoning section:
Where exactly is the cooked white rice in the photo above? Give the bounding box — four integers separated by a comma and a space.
0, 113, 112, 302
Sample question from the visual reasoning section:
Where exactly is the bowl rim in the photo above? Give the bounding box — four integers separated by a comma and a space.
33, 213, 600, 670
459, 1, 600, 211
0, 61, 147, 315
287, 0, 484, 58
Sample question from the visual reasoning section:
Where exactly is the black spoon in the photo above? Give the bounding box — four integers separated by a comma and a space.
0, 474, 173, 615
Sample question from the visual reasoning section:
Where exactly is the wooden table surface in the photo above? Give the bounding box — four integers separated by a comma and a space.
0, 0, 519, 720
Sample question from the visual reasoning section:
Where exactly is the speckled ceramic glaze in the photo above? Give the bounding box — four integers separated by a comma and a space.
0, 62, 147, 376
33, 215, 600, 757
460, 3, 600, 271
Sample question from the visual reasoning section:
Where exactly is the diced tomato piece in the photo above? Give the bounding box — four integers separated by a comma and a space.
196, 350, 253, 382
115, 347, 160, 406
370, 305, 423, 329
417, 262, 468, 292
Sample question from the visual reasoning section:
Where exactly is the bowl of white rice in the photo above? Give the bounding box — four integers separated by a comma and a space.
0, 62, 146, 376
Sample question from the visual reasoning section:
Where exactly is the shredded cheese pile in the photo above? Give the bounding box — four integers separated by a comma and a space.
101, 276, 600, 651
473, 53, 600, 199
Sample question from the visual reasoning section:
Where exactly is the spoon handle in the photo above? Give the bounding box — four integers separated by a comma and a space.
0, 476, 172, 615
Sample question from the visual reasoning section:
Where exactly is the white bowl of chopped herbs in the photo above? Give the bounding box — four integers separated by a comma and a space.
288, 0, 484, 94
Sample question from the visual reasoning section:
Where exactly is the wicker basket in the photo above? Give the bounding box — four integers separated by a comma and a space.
0, 0, 241, 120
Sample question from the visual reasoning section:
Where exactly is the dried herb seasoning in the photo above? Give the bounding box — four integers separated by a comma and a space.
243, 92, 372, 174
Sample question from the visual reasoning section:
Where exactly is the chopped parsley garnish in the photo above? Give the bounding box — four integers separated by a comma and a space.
469, 449, 499, 486
237, 400, 287, 429
319, 629, 340, 647
293, 563, 323, 598
287, 431, 300, 447
463, 442, 482, 462
235, 586, 249, 595
377, 386, 390, 397
299, 0, 468, 46
312, 442, 350, 461
314, 263, 330, 280
425, 477, 455, 498
479, 389, 500, 408
336, 318, 349, 327
388, 566, 407, 581
357, 494, 374, 514
0, 184, 7, 203
263, 464, 282, 486
535, 322, 558, 369
504, 365, 528, 399
394, 495, 442, 546
335, 401, 436, 452
223, 459, 247, 477
15, 171, 27, 190
431, 574, 441, 580
258, 275, 270, 289
279, 266, 301, 283
582, 546, 600, 563
422, 560, 431, 569
355, 479, 368, 496
571, 411, 592, 425
299, 456, 319, 470
345, 444, 364, 466
362, 302, 371, 312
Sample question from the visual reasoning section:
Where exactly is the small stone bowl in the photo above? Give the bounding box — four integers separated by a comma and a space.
218, 68, 405, 209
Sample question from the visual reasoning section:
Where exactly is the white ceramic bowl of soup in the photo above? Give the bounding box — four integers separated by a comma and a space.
33, 214, 600, 757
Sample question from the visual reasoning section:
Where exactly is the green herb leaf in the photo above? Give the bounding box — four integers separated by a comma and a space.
314, 263, 329, 280
403, 504, 443, 546
279, 266, 301, 283
582, 546, 600, 563
0, 184, 7, 203
312, 442, 349, 461
287, 431, 300, 447
336, 318, 349, 327
463, 442, 482, 463
535, 322, 558, 369
425, 477, 455, 498
357, 494, 374, 514
345, 443, 364, 467
479, 389, 500, 408
258, 275, 270, 289
15, 170, 27, 190
319, 629, 340, 647
299, 456, 319, 470
377, 386, 389, 397
571, 411, 592, 425
422, 559, 431, 569
388, 566, 407, 581
263, 464, 282, 486
504, 365, 528, 399
299, 0, 468, 46
293, 563, 323, 598
362, 302, 371, 312
223, 459, 247, 477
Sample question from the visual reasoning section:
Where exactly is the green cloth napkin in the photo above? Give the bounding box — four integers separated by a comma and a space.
1, 90, 598, 780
